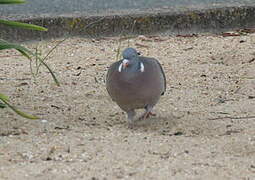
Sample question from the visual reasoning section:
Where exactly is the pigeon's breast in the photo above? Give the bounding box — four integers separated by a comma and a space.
107, 70, 162, 111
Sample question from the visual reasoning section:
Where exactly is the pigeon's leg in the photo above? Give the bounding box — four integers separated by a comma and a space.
127, 110, 136, 127
139, 105, 156, 120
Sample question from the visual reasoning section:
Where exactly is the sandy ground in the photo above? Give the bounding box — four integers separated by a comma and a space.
0, 33, 255, 180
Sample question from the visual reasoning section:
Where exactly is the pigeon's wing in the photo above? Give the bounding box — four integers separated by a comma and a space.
154, 58, 166, 95
106, 60, 122, 101
140, 57, 166, 96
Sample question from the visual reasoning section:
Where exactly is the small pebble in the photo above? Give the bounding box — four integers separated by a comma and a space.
41, 119, 48, 123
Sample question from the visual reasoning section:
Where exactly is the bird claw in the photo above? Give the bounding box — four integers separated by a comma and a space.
128, 122, 135, 129
139, 111, 156, 120
148, 112, 156, 117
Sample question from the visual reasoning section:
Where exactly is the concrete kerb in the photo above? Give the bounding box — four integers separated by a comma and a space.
1, 5, 255, 42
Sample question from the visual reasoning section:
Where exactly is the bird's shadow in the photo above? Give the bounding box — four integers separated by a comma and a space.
127, 113, 180, 133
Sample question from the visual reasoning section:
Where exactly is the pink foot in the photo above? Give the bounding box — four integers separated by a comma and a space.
139, 111, 156, 120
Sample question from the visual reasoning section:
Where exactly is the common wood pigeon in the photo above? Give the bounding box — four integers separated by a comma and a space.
106, 47, 166, 126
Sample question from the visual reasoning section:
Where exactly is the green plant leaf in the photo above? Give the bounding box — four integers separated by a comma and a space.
0, 0, 25, 4
0, 19, 47, 31
0, 93, 8, 108
0, 102, 6, 108
0, 93, 39, 119
0, 39, 33, 59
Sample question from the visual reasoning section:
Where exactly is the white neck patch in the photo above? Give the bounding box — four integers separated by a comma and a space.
118, 62, 123, 72
118, 61, 144, 72
140, 62, 145, 72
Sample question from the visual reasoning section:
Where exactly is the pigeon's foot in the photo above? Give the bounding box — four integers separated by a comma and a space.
128, 122, 135, 129
139, 111, 156, 120
127, 110, 136, 128
148, 111, 156, 117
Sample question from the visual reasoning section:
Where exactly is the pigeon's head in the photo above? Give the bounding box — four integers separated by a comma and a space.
122, 48, 139, 67
118, 48, 144, 72
122, 47, 139, 60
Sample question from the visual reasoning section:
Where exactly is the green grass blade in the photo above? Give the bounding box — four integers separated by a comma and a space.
0, 93, 9, 101
0, 0, 25, 4
0, 93, 8, 108
42, 38, 67, 62
0, 40, 60, 86
35, 38, 68, 86
37, 57, 60, 86
0, 93, 39, 119
0, 19, 47, 31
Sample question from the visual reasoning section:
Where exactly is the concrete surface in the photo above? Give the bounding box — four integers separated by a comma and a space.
1, 0, 255, 16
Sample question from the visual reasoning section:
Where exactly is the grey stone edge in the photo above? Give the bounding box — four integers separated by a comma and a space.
1, 5, 255, 42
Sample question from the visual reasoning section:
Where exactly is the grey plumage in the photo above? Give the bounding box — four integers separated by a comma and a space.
106, 48, 166, 125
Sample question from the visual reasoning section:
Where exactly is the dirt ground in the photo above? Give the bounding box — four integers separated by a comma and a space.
0, 33, 255, 180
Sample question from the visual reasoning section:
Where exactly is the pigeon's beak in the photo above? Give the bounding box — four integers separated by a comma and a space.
122, 59, 129, 68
